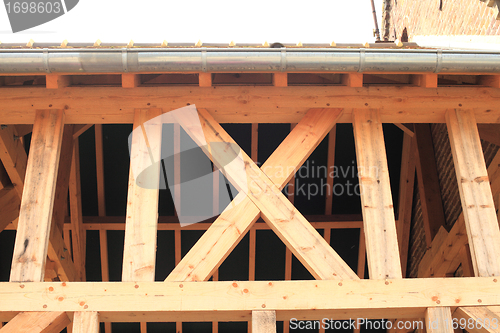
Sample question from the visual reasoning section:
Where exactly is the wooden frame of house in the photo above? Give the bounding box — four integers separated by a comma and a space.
0, 42, 500, 333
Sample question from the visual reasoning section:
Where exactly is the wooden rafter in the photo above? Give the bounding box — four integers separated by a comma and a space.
0, 311, 70, 333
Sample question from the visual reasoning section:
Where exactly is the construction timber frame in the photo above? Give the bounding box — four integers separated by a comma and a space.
1, 55, 500, 333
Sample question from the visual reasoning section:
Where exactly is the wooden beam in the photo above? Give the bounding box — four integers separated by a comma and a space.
10, 109, 65, 282
47, 223, 78, 282
72, 312, 99, 333
396, 133, 417, 276
0, 162, 10, 190
2, 86, 500, 124
412, 74, 438, 88
122, 109, 162, 281
169, 107, 357, 280
325, 126, 336, 215
425, 307, 454, 333
46, 75, 70, 89
342, 73, 363, 87
72, 124, 93, 140
252, 311, 276, 333
479, 75, 500, 88
273, 73, 287, 87
166, 108, 350, 282
122, 74, 140, 88
199, 73, 212, 87
0, 278, 499, 320
454, 306, 500, 333
0, 125, 27, 198
352, 109, 402, 279
0, 312, 70, 333
414, 123, 446, 246
69, 138, 86, 281
95, 124, 106, 217
446, 109, 500, 277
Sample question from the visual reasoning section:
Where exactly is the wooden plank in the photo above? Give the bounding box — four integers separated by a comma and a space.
414, 123, 446, 246
252, 311, 276, 333
394, 124, 414, 137
446, 109, 500, 277
460, 244, 475, 277
454, 306, 500, 333
72, 312, 99, 333
0, 312, 70, 333
357, 226, 366, 279
171, 107, 357, 280
0, 125, 27, 198
10, 109, 65, 282
122, 74, 140, 88
0, 162, 10, 190
396, 134, 417, 276
479, 75, 500, 88
166, 108, 349, 282
412, 74, 438, 88
425, 307, 454, 333
95, 124, 106, 217
2, 86, 500, 124
47, 223, 78, 282
273, 73, 287, 87
342, 73, 363, 87
99, 228, 112, 333
122, 109, 162, 282
69, 138, 86, 281
325, 126, 336, 215
46, 75, 70, 89
199, 73, 212, 87
0, 278, 499, 319
352, 109, 402, 279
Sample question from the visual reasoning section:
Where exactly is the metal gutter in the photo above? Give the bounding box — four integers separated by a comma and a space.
0, 47, 499, 74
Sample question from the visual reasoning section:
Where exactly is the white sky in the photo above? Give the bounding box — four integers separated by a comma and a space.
0, 0, 384, 44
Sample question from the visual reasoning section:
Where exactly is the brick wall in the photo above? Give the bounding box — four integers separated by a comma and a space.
383, 0, 500, 41
405, 125, 498, 278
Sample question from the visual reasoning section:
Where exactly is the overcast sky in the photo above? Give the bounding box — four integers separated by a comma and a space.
0, 0, 384, 44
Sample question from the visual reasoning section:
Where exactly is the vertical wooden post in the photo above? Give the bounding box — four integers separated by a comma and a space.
446, 109, 500, 277
325, 126, 336, 215
122, 109, 162, 281
273, 73, 287, 87
425, 307, 454, 333
73, 312, 99, 333
10, 109, 65, 282
199, 73, 212, 87
352, 109, 402, 279
252, 311, 276, 333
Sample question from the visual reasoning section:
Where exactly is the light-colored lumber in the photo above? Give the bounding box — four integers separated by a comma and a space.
412, 74, 438, 88
396, 134, 417, 276
122, 74, 140, 88
0, 278, 499, 320
352, 109, 402, 279
122, 109, 162, 282
47, 223, 77, 282
169, 107, 357, 280
166, 108, 350, 281
273, 73, 287, 87
426, 307, 454, 333
46, 75, 70, 89
72, 312, 99, 333
252, 311, 276, 333
3, 86, 500, 124
454, 306, 500, 333
446, 109, 500, 277
10, 109, 65, 282
414, 123, 446, 246
0, 312, 70, 333
0, 125, 27, 198
342, 73, 363, 87
69, 138, 86, 281
199, 73, 212, 87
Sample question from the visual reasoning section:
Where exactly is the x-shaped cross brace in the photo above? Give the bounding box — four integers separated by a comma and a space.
166, 107, 359, 281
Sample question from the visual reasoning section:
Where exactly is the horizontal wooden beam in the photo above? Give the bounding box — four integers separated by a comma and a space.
0, 278, 497, 321
1, 86, 500, 124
